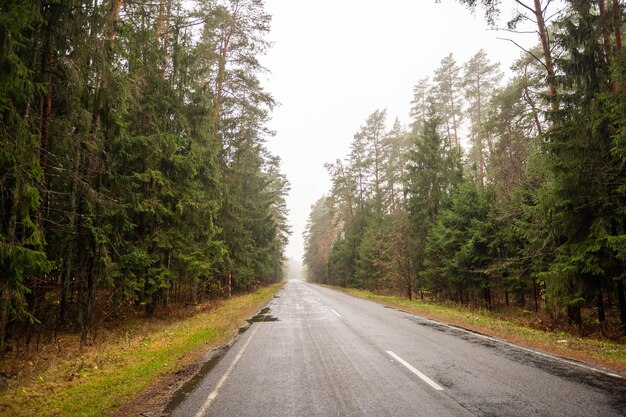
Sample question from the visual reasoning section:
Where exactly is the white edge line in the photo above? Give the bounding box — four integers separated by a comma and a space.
414, 316, 624, 380
386, 350, 444, 391
194, 303, 271, 417
331, 309, 341, 318
313, 281, 625, 380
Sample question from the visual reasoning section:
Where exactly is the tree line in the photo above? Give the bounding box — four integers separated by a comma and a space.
0, 0, 289, 351
303, 0, 626, 332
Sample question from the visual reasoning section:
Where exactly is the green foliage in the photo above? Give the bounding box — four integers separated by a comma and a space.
303, 196, 335, 283
0, 0, 51, 348
537, 1, 626, 324
305, 1, 626, 329
422, 179, 497, 303
353, 208, 392, 290
0, 0, 288, 348
405, 101, 462, 293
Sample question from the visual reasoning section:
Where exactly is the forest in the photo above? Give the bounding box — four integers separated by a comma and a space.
0, 0, 289, 352
303, 0, 626, 333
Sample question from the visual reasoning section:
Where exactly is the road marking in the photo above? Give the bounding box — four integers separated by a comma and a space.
412, 316, 625, 380
386, 351, 444, 391
331, 309, 341, 318
194, 316, 264, 416
482, 332, 625, 379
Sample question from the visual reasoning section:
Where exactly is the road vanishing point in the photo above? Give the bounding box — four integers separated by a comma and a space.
168, 280, 626, 417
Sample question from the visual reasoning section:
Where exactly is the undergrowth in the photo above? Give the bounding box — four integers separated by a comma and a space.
0, 283, 282, 417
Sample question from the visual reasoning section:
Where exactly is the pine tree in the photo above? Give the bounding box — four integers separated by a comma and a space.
303, 196, 336, 283
433, 54, 463, 149
405, 100, 461, 296
382, 119, 410, 213
0, 0, 51, 350
453, 0, 558, 107
422, 178, 497, 306
462, 49, 502, 185
409, 77, 431, 134
0, 0, 289, 350
541, 0, 626, 327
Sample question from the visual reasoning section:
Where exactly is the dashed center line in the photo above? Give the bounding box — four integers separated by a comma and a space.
331, 309, 341, 318
386, 350, 444, 391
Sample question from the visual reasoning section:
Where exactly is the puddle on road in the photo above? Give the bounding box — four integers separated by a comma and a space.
246, 307, 279, 323
163, 346, 229, 415
407, 315, 626, 410
163, 306, 279, 414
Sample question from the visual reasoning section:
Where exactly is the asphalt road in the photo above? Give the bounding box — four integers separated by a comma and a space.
168, 280, 626, 417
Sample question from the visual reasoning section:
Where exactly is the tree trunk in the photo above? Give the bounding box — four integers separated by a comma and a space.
2, 175, 22, 351
0, 286, 10, 352
450, 91, 459, 149
523, 85, 543, 135
159, 0, 172, 79
155, 0, 165, 42
59, 144, 80, 325
613, 0, 623, 55
617, 277, 626, 329
533, 276, 539, 312
87, 241, 96, 331
211, 12, 237, 139
533, 0, 557, 109
406, 276, 412, 300
484, 285, 492, 310
612, 0, 625, 92
476, 72, 486, 186
567, 305, 582, 329
39, 2, 59, 172
90, 0, 122, 139
596, 283, 606, 323
598, 0, 612, 63
59, 258, 70, 325
40, 71, 53, 170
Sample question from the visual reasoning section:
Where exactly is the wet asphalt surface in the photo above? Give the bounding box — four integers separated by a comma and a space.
167, 280, 626, 417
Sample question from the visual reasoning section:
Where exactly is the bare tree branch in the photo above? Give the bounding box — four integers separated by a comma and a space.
545, 7, 567, 23
488, 27, 537, 34
513, 0, 537, 15
543, 0, 553, 15
497, 37, 549, 72
519, 12, 538, 25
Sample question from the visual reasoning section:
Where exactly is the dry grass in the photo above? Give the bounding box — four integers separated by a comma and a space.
0, 283, 283, 417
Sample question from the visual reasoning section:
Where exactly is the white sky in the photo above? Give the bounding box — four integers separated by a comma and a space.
261, 0, 538, 266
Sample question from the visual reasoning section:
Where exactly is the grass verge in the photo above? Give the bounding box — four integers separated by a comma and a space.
330, 286, 626, 376
0, 283, 283, 417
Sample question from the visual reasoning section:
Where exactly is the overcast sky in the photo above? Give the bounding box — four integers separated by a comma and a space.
260, 0, 537, 268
